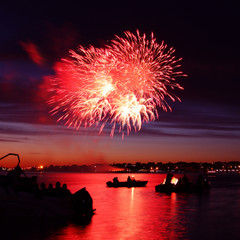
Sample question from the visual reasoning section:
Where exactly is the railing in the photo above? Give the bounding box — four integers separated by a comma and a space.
0, 153, 20, 166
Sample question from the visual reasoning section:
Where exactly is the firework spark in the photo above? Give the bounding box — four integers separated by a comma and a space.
47, 30, 185, 138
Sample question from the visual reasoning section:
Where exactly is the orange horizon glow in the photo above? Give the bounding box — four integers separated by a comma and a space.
0, 107, 239, 168
0, 150, 236, 167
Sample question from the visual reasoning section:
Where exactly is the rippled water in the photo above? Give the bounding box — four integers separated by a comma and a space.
1, 173, 240, 240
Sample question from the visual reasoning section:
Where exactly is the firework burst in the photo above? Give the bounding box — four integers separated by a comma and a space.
47, 30, 186, 138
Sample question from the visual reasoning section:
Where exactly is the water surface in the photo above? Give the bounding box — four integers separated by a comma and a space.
1, 173, 240, 240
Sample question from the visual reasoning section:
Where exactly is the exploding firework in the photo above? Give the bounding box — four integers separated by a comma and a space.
48, 30, 186, 138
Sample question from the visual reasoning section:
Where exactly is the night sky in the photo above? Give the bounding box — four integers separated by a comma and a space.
0, 1, 239, 167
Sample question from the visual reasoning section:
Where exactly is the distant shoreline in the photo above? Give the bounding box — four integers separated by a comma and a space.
1, 161, 240, 174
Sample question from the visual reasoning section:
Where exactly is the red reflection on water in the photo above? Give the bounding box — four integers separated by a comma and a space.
37, 173, 188, 240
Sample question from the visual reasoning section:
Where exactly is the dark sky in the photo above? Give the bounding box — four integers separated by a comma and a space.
1, 1, 239, 103
0, 1, 239, 166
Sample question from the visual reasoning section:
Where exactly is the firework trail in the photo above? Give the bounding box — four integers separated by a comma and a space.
48, 30, 185, 138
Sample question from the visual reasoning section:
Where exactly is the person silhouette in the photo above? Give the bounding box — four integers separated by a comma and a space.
40, 182, 47, 195
165, 172, 173, 185
113, 177, 119, 183
62, 183, 71, 196
47, 183, 54, 196
54, 181, 62, 196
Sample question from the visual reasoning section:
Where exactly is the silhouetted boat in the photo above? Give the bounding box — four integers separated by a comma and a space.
155, 174, 210, 194
107, 180, 148, 187
107, 177, 148, 187
0, 153, 95, 220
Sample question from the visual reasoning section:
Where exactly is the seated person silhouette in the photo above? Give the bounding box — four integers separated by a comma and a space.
113, 177, 119, 183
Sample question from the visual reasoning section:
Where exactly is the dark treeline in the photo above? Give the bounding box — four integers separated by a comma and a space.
1, 161, 240, 173
0, 164, 112, 173
37, 164, 112, 173
110, 161, 240, 173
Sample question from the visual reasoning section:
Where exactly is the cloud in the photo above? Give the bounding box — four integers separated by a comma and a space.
0, 138, 21, 143
20, 41, 45, 66
0, 98, 239, 141
0, 60, 52, 105
137, 101, 240, 139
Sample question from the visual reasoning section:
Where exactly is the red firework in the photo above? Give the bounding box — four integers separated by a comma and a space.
47, 30, 186, 138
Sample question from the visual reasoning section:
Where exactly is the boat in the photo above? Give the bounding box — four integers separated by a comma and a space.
0, 153, 95, 220
106, 176, 148, 187
155, 173, 210, 194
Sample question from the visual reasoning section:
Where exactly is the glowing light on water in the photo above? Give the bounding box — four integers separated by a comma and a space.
171, 177, 179, 185
162, 176, 178, 185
